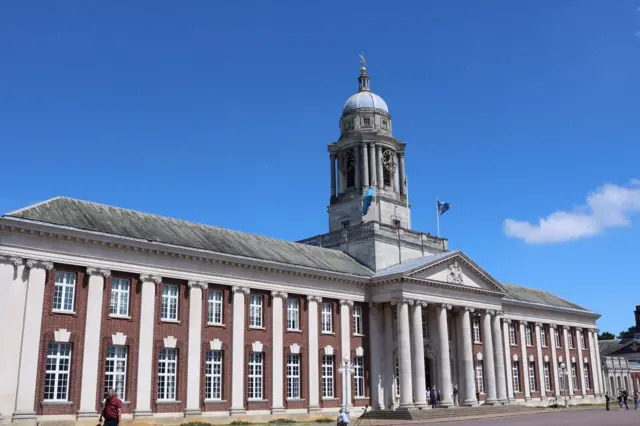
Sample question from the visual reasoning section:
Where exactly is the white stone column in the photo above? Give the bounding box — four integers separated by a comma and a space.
355, 149, 361, 190
368, 143, 376, 187
502, 319, 514, 401
394, 298, 414, 408
593, 330, 604, 397
185, 281, 207, 416
0, 256, 24, 421
271, 291, 287, 414
481, 311, 498, 404
376, 144, 383, 189
230, 286, 250, 415
576, 328, 586, 398
534, 323, 546, 399
369, 303, 384, 409
383, 304, 395, 408
549, 325, 560, 395
460, 307, 477, 406
492, 313, 508, 403
330, 154, 336, 198
133, 274, 161, 418
77, 267, 111, 418
562, 326, 574, 396
13, 259, 53, 421
398, 153, 407, 195
587, 329, 600, 396
307, 295, 322, 412
361, 144, 369, 188
518, 321, 531, 400
339, 299, 353, 408
437, 304, 454, 407
410, 301, 428, 408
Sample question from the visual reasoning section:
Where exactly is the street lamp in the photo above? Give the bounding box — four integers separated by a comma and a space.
339, 355, 355, 415
558, 362, 569, 408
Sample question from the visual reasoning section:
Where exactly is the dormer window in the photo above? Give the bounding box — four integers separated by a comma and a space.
362, 117, 371, 126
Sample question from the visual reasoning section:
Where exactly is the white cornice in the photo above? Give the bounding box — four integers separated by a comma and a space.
501, 298, 599, 319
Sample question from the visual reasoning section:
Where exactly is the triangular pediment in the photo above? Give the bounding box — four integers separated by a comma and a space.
407, 252, 505, 293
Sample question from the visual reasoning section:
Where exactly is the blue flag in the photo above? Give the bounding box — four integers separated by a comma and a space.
437, 201, 451, 216
362, 187, 375, 216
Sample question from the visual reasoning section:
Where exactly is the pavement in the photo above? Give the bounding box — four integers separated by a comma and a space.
379, 408, 640, 426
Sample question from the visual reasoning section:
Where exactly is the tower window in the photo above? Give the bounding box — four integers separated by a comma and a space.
362, 117, 371, 126
382, 119, 388, 129
342, 150, 356, 188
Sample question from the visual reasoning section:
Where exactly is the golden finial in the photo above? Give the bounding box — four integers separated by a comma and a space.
359, 53, 367, 74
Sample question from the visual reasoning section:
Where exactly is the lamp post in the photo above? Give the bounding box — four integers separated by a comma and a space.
340, 355, 355, 414
558, 363, 569, 408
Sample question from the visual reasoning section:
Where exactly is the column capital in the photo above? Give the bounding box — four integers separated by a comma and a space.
535, 322, 543, 328
232, 286, 250, 295
307, 295, 322, 303
0, 255, 23, 266
25, 258, 53, 270
575, 327, 583, 333
188, 280, 208, 290
391, 297, 414, 306
330, 153, 336, 160
440, 303, 452, 310
398, 152, 405, 158
86, 267, 111, 277
549, 323, 557, 329
271, 290, 288, 299
562, 325, 571, 331
502, 317, 512, 324
464, 306, 475, 313
593, 328, 600, 334
485, 309, 496, 316
520, 320, 528, 326
139, 274, 162, 284
339, 299, 354, 307
414, 300, 428, 308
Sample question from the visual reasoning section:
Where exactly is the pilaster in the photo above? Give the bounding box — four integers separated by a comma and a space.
271, 291, 288, 414
368, 143, 376, 186
502, 319, 514, 402
518, 321, 531, 401
534, 323, 546, 399
307, 295, 322, 412
376, 144, 383, 189
562, 326, 574, 396
339, 299, 354, 409
77, 267, 111, 418
549, 324, 560, 395
185, 280, 208, 417
230, 286, 250, 415
575, 328, 586, 398
361, 144, 369, 187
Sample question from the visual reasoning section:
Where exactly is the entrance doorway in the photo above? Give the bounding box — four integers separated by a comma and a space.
425, 357, 433, 391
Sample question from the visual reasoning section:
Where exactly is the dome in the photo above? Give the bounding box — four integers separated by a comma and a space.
343, 91, 389, 115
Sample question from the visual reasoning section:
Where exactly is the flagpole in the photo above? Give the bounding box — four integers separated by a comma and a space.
436, 198, 440, 238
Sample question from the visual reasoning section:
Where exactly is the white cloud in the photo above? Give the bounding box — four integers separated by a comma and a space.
503, 179, 640, 244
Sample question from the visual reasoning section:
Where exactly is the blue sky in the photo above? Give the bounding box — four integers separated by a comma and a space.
1, 1, 639, 334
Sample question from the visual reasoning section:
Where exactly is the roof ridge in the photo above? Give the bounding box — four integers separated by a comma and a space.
4, 196, 66, 216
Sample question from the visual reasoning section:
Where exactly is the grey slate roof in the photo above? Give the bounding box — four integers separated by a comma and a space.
599, 339, 627, 356
4, 197, 374, 277
501, 283, 589, 311
372, 251, 458, 278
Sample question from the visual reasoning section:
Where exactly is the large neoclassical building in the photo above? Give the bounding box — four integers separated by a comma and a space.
0, 64, 604, 424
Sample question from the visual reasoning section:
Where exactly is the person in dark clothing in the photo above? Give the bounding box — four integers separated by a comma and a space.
622, 390, 629, 410
99, 389, 122, 426
605, 392, 610, 411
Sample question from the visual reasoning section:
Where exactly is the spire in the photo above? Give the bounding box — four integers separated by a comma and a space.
358, 53, 371, 92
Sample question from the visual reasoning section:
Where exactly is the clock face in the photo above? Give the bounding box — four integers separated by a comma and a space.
382, 149, 396, 172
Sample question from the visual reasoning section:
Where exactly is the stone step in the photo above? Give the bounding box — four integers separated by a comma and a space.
361, 404, 539, 421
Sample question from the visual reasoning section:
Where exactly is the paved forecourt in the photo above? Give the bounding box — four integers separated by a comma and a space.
431, 409, 640, 426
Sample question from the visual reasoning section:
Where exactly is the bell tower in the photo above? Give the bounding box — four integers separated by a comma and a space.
327, 60, 410, 233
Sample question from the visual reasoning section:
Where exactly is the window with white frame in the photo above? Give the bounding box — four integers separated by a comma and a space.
249, 295, 263, 328
529, 361, 536, 391
568, 330, 574, 348
559, 370, 566, 391
541, 326, 548, 347
571, 362, 578, 389
581, 332, 586, 350
395, 354, 400, 397
161, 284, 179, 321
509, 323, 516, 345
110, 278, 130, 317
422, 310, 429, 340
321, 355, 334, 398
53, 271, 76, 312
555, 328, 562, 348
475, 360, 484, 393
525, 325, 533, 346
44, 343, 72, 401
287, 354, 301, 399
544, 362, 551, 391
104, 346, 127, 400
205, 350, 223, 400
157, 348, 177, 401
512, 361, 520, 392
207, 290, 223, 325
321, 303, 333, 333
472, 319, 481, 343
354, 356, 365, 398
248, 352, 263, 399
583, 365, 590, 390
287, 299, 300, 331
352, 305, 363, 335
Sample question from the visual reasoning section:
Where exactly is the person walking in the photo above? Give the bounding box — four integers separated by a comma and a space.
426, 388, 431, 407
452, 385, 459, 406
99, 389, 122, 426
622, 389, 629, 410
337, 409, 350, 426
617, 391, 623, 410
633, 390, 639, 410
605, 392, 610, 411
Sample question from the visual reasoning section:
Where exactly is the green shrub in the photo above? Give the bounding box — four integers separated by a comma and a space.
231, 420, 252, 425
313, 417, 333, 423
268, 419, 296, 424
181, 422, 217, 426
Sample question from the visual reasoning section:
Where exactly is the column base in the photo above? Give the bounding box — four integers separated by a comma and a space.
12, 411, 37, 422
133, 409, 153, 418
230, 408, 247, 416
184, 408, 202, 417
413, 401, 429, 409
483, 398, 499, 406
462, 399, 479, 407
438, 400, 454, 408
271, 406, 286, 414
398, 403, 415, 410
76, 410, 100, 419
498, 398, 509, 404
308, 405, 322, 413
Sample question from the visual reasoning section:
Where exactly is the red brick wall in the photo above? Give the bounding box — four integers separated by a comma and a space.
245, 290, 272, 411
151, 279, 189, 413
36, 265, 88, 415
318, 299, 341, 409
350, 302, 370, 407
201, 284, 233, 413
96, 272, 141, 413
282, 294, 308, 410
